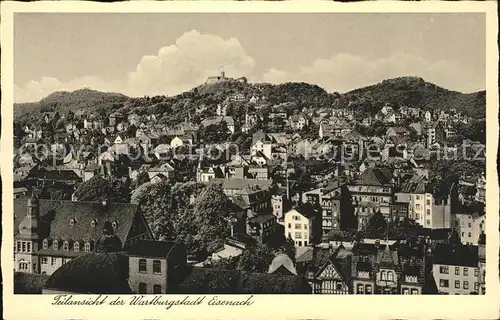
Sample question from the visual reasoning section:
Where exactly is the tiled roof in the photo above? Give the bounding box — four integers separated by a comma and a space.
214, 178, 272, 191
14, 197, 138, 244
248, 214, 275, 224
44, 252, 132, 294
400, 174, 427, 193
357, 168, 393, 186
433, 243, 479, 267
126, 240, 182, 259
268, 253, 297, 275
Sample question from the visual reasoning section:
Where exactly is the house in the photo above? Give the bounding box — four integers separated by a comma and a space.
453, 211, 485, 245
109, 111, 126, 126
126, 240, 187, 294
170, 136, 191, 149
395, 175, 457, 229
147, 163, 175, 181
351, 242, 427, 294
310, 244, 352, 294
432, 243, 480, 294
246, 214, 278, 244
424, 111, 432, 122
386, 127, 409, 138
289, 114, 309, 131
201, 116, 236, 134
216, 104, 228, 116
14, 196, 154, 275
348, 167, 394, 228
196, 165, 224, 182
284, 203, 322, 247
302, 178, 355, 233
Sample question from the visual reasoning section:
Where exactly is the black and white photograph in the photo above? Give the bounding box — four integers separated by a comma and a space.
4, 5, 497, 306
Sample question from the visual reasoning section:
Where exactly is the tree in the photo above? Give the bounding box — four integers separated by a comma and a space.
130, 181, 173, 240
237, 243, 276, 273
363, 211, 387, 239
190, 183, 233, 257
282, 236, 296, 263
73, 175, 130, 203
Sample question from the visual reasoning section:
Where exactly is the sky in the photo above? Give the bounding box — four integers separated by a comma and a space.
14, 13, 485, 103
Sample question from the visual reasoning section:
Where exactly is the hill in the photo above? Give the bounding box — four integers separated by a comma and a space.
341, 76, 486, 118
14, 77, 486, 126
14, 88, 129, 123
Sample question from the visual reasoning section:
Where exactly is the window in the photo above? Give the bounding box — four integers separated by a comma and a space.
474, 269, 479, 277
63, 241, 69, 251
153, 260, 161, 274
426, 219, 431, 225
74, 242, 80, 252
53, 241, 58, 251
139, 259, 147, 272
91, 219, 97, 228
287, 223, 291, 229
304, 224, 308, 230
153, 284, 162, 294
19, 261, 29, 271
439, 279, 449, 287
439, 266, 449, 274
388, 271, 394, 281
403, 288, 409, 295
295, 232, 302, 239
138, 283, 147, 294
295, 224, 301, 229
463, 268, 468, 276
426, 199, 431, 206
426, 209, 430, 215
463, 281, 469, 290
51, 257, 57, 265
17, 241, 21, 252
304, 241, 308, 246
70, 218, 76, 226
298, 241, 302, 246
84, 242, 91, 252
455, 267, 460, 275
416, 204, 421, 210
27, 242, 31, 253
455, 280, 460, 289
416, 195, 421, 200
380, 271, 386, 280
411, 289, 418, 295
365, 285, 372, 294
41, 257, 48, 265
43, 239, 48, 250
357, 284, 364, 294
474, 282, 479, 291
468, 232, 471, 238
468, 223, 471, 228
22, 242, 26, 252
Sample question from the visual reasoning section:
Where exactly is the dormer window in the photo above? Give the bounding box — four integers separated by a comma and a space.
84, 242, 91, 252
70, 218, 76, 226
63, 241, 69, 251
74, 242, 80, 252
53, 241, 59, 250
43, 239, 48, 250
91, 219, 98, 228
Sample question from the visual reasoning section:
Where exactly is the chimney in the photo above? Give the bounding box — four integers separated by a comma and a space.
221, 71, 225, 78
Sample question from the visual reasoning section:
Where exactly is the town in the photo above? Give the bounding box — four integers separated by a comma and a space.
13, 73, 486, 295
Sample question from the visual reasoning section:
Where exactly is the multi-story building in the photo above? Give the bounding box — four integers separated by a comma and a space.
14, 195, 153, 275
127, 240, 187, 294
303, 179, 355, 233
453, 211, 485, 245
284, 203, 322, 247
395, 174, 457, 229
351, 241, 426, 294
348, 168, 394, 229
432, 243, 480, 294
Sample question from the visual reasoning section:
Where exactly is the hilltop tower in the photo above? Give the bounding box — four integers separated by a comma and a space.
15, 196, 41, 273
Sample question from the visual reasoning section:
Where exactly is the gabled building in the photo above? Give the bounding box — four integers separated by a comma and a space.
284, 203, 322, 247
311, 244, 352, 294
14, 196, 154, 275
432, 243, 480, 295
348, 168, 394, 228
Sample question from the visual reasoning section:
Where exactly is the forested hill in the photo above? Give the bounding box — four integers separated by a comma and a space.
340, 77, 486, 119
14, 76, 486, 126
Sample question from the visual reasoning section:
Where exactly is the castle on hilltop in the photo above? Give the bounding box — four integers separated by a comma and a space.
205, 71, 247, 85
